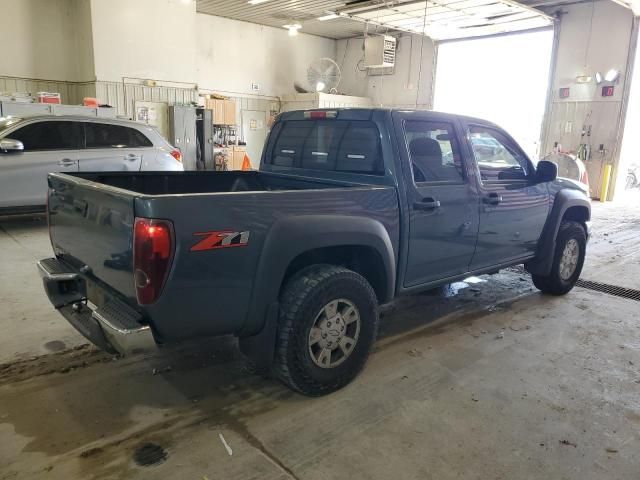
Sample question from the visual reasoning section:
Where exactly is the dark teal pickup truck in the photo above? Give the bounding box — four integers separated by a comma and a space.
39, 108, 591, 396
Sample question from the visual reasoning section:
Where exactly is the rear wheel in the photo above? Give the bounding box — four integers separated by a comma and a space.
532, 220, 586, 295
273, 264, 378, 396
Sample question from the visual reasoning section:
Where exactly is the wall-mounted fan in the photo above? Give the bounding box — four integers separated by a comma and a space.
306, 57, 342, 93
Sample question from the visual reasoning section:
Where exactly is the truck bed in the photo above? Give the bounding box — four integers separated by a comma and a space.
74, 170, 349, 195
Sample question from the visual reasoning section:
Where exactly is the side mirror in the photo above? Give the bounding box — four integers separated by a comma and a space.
0, 138, 24, 153
536, 160, 557, 183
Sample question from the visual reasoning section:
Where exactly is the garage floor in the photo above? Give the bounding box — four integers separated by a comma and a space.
1, 201, 639, 479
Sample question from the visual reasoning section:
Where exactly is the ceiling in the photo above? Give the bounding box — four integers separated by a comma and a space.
196, 0, 556, 40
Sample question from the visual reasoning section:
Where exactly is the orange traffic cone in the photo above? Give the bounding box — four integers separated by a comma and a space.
241, 154, 252, 170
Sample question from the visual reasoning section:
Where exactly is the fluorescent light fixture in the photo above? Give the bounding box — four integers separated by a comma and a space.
248, 0, 271, 5
604, 69, 620, 82
317, 13, 339, 21
283, 23, 301, 36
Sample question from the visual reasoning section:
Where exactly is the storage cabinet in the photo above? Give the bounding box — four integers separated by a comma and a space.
205, 98, 236, 125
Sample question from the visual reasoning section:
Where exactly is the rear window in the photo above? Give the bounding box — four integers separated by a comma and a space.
267, 120, 384, 175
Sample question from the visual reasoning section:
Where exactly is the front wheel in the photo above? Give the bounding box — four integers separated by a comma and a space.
273, 264, 378, 396
532, 220, 586, 295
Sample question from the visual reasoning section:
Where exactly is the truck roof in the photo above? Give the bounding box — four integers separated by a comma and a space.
278, 107, 502, 129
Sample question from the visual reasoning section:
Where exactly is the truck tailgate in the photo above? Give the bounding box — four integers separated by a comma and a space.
47, 173, 137, 301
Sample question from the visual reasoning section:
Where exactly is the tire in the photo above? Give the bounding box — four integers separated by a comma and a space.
273, 264, 378, 396
532, 220, 586, 295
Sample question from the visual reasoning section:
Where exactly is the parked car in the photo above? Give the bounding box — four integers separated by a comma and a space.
0, 115, 183, 214
38, 109, 591, 396
542, 152, 590, 191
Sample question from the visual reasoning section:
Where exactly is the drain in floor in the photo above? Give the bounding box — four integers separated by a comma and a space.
133, 443, 168, 467
507, 265, 640, 302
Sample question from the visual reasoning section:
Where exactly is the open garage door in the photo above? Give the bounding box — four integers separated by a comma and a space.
433, 29, 554, 160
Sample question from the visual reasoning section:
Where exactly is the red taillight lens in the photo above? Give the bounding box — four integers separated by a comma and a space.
133, 218, 174, 305
303, 110, 337, 119
170, 149, 182, 163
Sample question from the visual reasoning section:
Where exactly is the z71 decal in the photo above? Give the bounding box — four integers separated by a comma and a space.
190, 230, 250, 252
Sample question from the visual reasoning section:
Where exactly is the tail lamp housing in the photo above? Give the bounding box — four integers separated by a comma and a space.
133, 218, 175, 305
170, 149, 183, 163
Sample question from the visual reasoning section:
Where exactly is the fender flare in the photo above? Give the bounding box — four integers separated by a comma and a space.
240, 214, 396, 338
526, 189, 591, 276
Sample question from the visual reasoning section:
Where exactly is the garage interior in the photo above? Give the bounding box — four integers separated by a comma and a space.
1, 0, 640, 478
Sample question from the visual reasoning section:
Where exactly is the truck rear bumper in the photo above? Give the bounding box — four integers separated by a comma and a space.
37, 258, 157, 356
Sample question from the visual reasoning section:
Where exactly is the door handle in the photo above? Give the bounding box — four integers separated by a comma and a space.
413, 198, 441, 211
57, 158, 77, 167
125, 154, 141, 161
483, 193, 502, 205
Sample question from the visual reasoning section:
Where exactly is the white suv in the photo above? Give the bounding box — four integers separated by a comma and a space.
0, 115, 184, 213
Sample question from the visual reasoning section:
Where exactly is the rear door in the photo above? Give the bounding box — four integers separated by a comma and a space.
78, 122, 152, 172
0, 120, 80, 208
462, 122, 549, 268
392, 111, 480, 287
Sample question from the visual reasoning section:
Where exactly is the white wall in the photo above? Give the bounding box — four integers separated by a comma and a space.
196, 15, 336, 97
0, 0, 81, 81
337, 34, 436, 108
89, 0, 198, 83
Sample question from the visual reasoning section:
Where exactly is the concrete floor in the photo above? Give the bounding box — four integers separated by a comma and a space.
0, 200, 639, 479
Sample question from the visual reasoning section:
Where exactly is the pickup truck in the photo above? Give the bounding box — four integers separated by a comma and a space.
39, 108, 591, 396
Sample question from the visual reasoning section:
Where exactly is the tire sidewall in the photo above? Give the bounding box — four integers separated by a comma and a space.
289, 273, 377, 387
551, 223, 586, 290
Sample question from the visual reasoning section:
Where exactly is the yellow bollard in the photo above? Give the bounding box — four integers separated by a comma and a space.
600, 164, 612, 202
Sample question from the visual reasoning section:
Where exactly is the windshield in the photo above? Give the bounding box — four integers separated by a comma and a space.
0, 116, 23, 135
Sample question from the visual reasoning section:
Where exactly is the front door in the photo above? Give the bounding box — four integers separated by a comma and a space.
463, 122, 550, 269
0, 120, 79, 208
393, 112, 480, 287
241, 109, 268, 168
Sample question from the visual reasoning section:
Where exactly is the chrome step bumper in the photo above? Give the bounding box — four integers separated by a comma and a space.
38, 258, 156, 356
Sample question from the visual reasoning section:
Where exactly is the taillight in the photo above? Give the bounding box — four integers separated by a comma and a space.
170, 149, 182, 163
133, 218, 174, 305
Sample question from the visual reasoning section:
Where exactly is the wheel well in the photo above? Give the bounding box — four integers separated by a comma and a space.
562, 206, 590, 223
281, 246, 388, 303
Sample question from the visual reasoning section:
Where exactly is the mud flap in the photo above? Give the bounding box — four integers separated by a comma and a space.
238, 302, 279, 373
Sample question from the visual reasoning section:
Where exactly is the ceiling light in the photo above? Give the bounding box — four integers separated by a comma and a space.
575, 74, 592, 84
317, 13, 339, 21
604, 69, 620, 82
315, 81, 326, 92
247, 0, 271, 5
595, 72, 603, 84
283, 23, 301, 36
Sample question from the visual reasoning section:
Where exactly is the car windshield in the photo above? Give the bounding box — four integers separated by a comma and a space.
0, 116, 23, 135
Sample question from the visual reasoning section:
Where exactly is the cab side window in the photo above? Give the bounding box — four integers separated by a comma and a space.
10, 121, 78, 151
469, 126, 529, 182
85, 124, 152, 149
404, 121, 465, 184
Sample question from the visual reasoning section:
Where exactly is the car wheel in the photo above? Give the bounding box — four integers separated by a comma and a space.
273, 264, 378, 396
532, 220, 586, 296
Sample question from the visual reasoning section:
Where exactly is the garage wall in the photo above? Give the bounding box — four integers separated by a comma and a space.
0, 0, 84, 82
89, 0, 198, 84
542, 1, 636, 198
336, 33, 436, 108
196, 15, 336, 98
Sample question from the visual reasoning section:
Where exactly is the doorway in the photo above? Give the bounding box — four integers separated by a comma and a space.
433, 29, 554, 160
241, 110, 268, 168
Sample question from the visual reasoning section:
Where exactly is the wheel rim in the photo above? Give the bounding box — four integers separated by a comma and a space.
308, 299, 361, 369
559, 238, 580, 280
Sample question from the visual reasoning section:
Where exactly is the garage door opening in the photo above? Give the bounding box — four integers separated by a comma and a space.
433, 29, 554, 160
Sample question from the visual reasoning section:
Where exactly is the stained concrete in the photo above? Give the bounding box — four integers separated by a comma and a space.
0, 201, 639, 479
